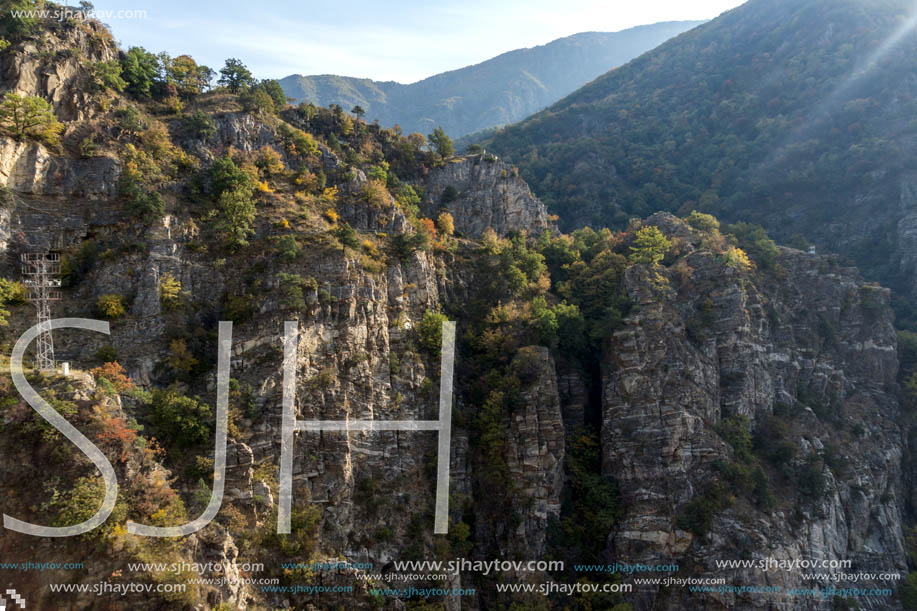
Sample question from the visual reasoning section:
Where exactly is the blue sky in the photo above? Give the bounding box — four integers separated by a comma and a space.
86, 0, 744, 83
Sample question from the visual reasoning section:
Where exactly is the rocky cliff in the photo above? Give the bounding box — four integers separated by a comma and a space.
421, 155, 553, 238
604, 213, 904, 610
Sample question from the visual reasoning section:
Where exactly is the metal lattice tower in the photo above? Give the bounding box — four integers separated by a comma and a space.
21, 252, 61, 371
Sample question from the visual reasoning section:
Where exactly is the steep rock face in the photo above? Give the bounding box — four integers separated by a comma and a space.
0, 16, 116, 121
602, 213, 903, 610
421, 157, 553, 238
0, 137, 120, 197
503, 346, 565, 556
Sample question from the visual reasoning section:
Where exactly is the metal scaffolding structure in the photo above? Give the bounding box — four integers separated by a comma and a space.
20, 252, 61, 371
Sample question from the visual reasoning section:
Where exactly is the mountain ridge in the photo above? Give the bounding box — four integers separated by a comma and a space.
279, 21, 704, 137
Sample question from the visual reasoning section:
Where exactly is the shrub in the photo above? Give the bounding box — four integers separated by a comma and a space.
120, 173, 165, 222
390, 231, 429, 261
724, 246, 753, 272
260, 504, 321, 556
361, 179, 390, 208
240, 89, 274, 115
96, 294, 127, 319
148, 389, 212, 448
629, 226, 671, 266
441, 185, 459, 203
323, 208, 339, 224
903, 571, 917, 610
159, 273, 183, 310
50, 476, 127, 538
94, 345, 118, 363
726, 222, 779, 270
115, 104, 146, 135
418, 311, 449, 358
141, 121, 175, 160
255, 145, 285, 178
714, 415, 753, 462
257, 79, 287, 108
90, 361, 135, 393
1, 0, 41, 38
418, 217, 438, 241
367, 163, 387, 182
223, 294, 256, 322
182, 109, 216, 139
437, 212, 455, 237
0, 278, 27, 326
277, 273, 316, 310
275, 235, 301, 260
676, 483, 729, 537
334, 222, 361, 250
96, 412, 139, 463
167, 338, 199, 379
209, 154, 252, 198
798, 455, 826, 499
685, 210, 720, 233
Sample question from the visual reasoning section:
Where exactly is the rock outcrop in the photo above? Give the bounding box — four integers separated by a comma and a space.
421, 156, 553, 238
0, 14, 116, 121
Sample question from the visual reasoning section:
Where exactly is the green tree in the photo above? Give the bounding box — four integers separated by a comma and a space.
215, 188, 256, 248
1, 0, 41, 39
629, 226, 671, 266
351, 105, 365, 118
197, 65, 215, 92
148, 389, 212, 448
166, 54, 206, 97
120, 46, 159, 98
92, 60, 126, 92
257, 79, 286, 108
0, 93, 63, 146
428, 126, 454, 159
218, 58, 254, 93
209, 154, 252, 198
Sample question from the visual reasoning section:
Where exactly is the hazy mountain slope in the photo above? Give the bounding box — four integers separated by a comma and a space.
485, 0, 917, 322
280, 22, 703, 137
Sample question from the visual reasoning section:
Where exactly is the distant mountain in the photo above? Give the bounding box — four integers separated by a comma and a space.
279, 22, 703, 138
485, 0, 917, 325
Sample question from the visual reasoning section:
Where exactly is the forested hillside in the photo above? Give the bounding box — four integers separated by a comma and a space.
485, 0, 917, 324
